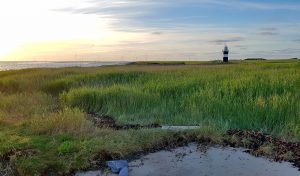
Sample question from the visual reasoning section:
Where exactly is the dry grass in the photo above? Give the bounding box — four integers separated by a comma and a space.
257, 142, 275, 156
29, 108, 96, 136
195, 125, 223, 144
0, 92, 55, 122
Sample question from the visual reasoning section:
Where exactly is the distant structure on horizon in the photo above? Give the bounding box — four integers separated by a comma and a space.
222, 45, 229, 63
245, 58, 266, 61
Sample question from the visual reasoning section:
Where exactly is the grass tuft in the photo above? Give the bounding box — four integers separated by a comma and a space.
29, 108, 96, 136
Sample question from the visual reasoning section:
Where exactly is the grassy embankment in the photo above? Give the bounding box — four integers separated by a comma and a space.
0, 59, 299, 175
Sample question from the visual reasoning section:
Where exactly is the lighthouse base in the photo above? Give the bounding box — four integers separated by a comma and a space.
223, 57, 228, 63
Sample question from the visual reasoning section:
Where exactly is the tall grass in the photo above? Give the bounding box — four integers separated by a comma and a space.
29, 108, 96, 136
0, 92, 55, 123
0, 60, 299, 136
58, 61, 300, 138
0, 60, 299, 175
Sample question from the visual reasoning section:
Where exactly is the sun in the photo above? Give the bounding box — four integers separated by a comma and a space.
0, 42, 20, 59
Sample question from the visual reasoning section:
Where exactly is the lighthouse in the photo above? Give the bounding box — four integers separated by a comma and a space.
223, 45, 229, 63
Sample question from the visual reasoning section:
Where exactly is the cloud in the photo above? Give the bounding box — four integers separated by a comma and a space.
198, 0, 300, 10
56, 0, 163, 18
272, 48, 300, 53
209, 37, 245, 45
236, 2, 300, 10
57, 1, 300, 16
49, 0, 300, 60
293, 39, 300, 42
152, 32, 163, 35
234, 45, 248, 50
56, 0, 300, 28
258, 32, 278, 36
260, 27, 277, 31
258, 27, 278, 36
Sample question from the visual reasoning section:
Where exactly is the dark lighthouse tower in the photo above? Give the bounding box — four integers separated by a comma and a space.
223, 45, 229, 63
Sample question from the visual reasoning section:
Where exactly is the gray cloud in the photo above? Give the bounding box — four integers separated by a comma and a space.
56, 1, 163, 17
258, 27, 278, 36
234, 45, 248, 50
258, 31, 278, 36
260, 27, 277, 31
209, 37, 245, 45
202, 0, 300, 10
272, 48, 300, 53
57, 1, 300, 16
56, 0, 300, 33
152, 32, 163, 35
55, 1, 173, 33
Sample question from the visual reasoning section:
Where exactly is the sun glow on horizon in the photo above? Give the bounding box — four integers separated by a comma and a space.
0, 0, 117, 61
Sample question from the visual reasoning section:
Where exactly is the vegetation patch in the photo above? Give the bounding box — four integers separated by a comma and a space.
0, 60, 299, 175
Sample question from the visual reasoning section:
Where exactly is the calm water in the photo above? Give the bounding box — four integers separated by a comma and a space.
0, 61, 128, 71
76, 143, 300, 176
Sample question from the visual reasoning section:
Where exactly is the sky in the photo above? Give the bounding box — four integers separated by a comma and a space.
0, 0, 300, 61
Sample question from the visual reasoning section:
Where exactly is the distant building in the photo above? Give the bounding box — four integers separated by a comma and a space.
223, 45, 229, 63
245, 58, 266, 60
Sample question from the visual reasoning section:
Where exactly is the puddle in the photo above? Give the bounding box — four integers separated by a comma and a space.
76, 143, 300, 176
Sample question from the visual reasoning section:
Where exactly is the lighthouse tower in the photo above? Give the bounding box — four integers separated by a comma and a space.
223, 45, 229, 63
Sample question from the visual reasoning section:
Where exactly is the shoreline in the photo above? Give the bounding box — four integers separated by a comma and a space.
0, 61, 130, 71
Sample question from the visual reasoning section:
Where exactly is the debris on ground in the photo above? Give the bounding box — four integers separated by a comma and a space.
161, 126, 200, 130
0, 163, 15, 176
86, 112, 161, 130
107, 160, 128, 176
0, 149, 39, 176
226, 129, 300, 169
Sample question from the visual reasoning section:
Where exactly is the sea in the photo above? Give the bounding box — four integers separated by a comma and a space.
0, 61, 129, 71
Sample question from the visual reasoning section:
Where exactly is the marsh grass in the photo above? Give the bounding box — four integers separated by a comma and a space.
0, 60, 299, 175
58, 61, 300, 138
0, 92, 55, 123
29, 108, 96, 136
